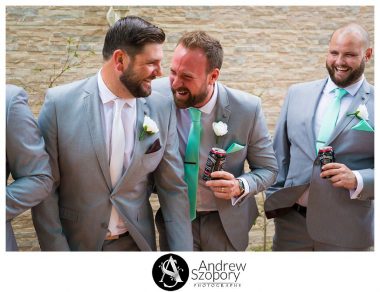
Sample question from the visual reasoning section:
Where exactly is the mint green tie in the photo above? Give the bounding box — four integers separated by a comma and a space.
316, 88, 348, 151
184, 108, 202, 220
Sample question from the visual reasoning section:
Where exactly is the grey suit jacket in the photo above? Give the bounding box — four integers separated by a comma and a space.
32, 75, 193, 251
265, 78, 374, 249
6, 85, 53, 251
153, 78, 278, 250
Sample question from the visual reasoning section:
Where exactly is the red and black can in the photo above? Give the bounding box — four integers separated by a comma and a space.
202, 147, 226, 181
318, 146, 335, 179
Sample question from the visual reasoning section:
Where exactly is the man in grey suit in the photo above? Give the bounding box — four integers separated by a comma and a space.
6, 85, 53, 251
154, 31, 278, 251
32, 16, 192, 251
265, 23, 374, 251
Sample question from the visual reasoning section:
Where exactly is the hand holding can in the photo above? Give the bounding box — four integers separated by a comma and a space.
318, 146, 335, 179
202, 147, 226, 181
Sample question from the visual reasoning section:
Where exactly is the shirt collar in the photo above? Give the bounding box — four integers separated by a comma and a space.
97, 69, 136, 108
326, 75, 365, 97
196, 82, 218, 114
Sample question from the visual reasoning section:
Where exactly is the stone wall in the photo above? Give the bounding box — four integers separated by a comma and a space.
6, 6, 374, 133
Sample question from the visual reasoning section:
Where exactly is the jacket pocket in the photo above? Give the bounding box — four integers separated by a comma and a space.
141, 148, 164, 172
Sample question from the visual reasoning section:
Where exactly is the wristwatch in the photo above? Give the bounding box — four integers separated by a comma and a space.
236, 178, 245, 197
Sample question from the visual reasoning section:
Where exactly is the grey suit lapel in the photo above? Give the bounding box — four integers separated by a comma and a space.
214, 83, 231, 149
327, 80, 371, 145
83, 76, 112, 191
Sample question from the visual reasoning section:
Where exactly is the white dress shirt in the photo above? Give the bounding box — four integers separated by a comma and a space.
297, 76, 365, 206
97, 70, 137, 235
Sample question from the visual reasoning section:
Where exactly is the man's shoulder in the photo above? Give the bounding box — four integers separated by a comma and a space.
6, 84, 25, 99
363, 79, 374, 92
5, 85, 29, 121
6, 84, 27, 107
151, 77, 171, 97
288, 78, 326, 92
219, 82, 261, 108
46, 75, 96, 101
147, 77, 173, 109
146, 88, 173, 109
152, 76, 170, 87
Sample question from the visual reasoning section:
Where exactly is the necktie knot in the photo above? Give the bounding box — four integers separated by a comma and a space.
189, 107, 201, 122
334, 88, 348, 100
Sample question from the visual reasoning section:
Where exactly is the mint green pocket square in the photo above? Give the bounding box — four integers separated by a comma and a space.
226, 143, 245, 154
351, 119, 374, 132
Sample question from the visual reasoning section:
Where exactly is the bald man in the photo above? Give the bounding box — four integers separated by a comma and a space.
265, 23, 374, 251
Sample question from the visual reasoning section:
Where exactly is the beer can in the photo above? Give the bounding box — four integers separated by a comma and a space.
318, 146, 335, 179
202, 147, 226, 181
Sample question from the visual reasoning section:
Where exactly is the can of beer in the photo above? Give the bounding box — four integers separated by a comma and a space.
318, 146, 335, 179
202, 147, 226, 181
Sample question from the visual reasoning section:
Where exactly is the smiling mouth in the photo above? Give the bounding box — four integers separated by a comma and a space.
335, 66, 349, 73
177, 90, 189, 96
172, 88, 190, 97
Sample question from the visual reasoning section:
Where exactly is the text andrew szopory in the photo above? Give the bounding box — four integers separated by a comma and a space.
191, 260, 247, 283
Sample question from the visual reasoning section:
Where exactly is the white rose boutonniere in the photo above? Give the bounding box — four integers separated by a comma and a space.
139, 116, 159, 141
212, 121, 228, 143
356, 104, 369, 120
347, 104, 369, 120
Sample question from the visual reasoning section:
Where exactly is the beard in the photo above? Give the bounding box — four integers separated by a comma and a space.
326, 58, 365, 88
119, 64, 154, 98
172, 84, 209, 109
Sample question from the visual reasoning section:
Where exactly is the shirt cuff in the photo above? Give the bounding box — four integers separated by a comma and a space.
349, 171, 363, 199
231, 177, 250, 206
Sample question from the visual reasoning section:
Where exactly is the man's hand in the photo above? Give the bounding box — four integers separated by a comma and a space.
321, 163, 357, 190
205, 171, 241, 200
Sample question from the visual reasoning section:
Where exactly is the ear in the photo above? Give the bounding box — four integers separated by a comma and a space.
208, 68, 220, 85
112, 49, 129, 72
364, 48, 373, 62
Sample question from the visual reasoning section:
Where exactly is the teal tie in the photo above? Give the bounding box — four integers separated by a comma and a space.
184, 108, 202, 220
316, 88, 348, 151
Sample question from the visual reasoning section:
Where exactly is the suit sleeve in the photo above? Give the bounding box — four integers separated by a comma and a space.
6, 87, 53, 221
153, 102, 193, 251
31, 93, 71, 250
265, 89, 291, 198
240, 98, 279, 197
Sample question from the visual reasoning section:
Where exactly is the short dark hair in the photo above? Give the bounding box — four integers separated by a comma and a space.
102, 16, 165, 60
177, 31, 223, 72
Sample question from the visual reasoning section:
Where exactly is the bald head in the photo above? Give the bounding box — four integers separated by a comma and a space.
326, 23, 372, 87
330, 23, 371, 50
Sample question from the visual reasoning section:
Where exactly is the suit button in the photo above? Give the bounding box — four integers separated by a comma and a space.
101, 222, 108, 229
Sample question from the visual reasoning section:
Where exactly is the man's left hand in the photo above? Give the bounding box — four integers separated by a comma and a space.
205, 171, 241, 200
321, 162, 357, 190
